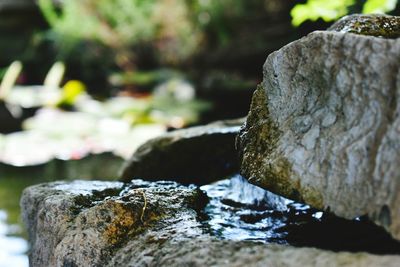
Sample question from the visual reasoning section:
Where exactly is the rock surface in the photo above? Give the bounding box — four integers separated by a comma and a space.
238, 15, 400, 240
121, 118, 244, 184
21, 179, 205, 267
21, 180, 400, 267
329, 14, 400, 38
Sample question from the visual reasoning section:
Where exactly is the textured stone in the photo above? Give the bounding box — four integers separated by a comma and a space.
238, 15, 400, 240
21, 179, 206, 267
329, 14, 400, 39
21, 180, 400, 267
121, 118, 244, 184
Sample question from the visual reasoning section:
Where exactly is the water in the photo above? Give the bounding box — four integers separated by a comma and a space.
201, 175, 400, 254
0, 175, 45, 267
200, 175, 292, 243
0, 172, 118, 267
1, 173, 400, 267
0, 211, 28, 267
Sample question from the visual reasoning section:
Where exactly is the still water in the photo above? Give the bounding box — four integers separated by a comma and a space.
0, 168, 115, 267
0, 175, 45, 267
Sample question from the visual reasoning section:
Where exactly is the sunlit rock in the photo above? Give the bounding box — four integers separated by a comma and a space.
238, 14, 400, 240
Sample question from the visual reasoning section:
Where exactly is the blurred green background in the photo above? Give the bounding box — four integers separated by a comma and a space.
1, 0, 397, 97
0, 1, 399, 266
0, 0, 397, 126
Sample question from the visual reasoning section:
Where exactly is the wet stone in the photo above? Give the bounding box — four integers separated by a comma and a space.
21, 176, 400, 267
21, 179, 206, 267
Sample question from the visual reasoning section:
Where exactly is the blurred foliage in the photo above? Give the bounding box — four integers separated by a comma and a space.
0, 67, 7, 81
38, 0, 203, 68
56, 80, 86, 108
37, 0, 275, 70
291, 0, 398, 26
363, 0, 398, 13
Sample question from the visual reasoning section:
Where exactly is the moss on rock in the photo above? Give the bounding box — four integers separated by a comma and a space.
329, 14, 400, 39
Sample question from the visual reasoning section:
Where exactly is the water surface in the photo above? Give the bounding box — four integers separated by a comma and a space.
0, 175, 47, 267
201, 175, 400, 254
2, 173, 400, 267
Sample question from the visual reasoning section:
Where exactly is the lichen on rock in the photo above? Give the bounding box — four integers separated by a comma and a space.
21, 179, 206, 266
328, 14, 400, 38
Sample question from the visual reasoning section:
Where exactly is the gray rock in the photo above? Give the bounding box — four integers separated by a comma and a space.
328, 14, 400, 39
121, 118, 245, 184
21, 180, 400, 267
237, 15, 400, 240
21, 179, 205, 267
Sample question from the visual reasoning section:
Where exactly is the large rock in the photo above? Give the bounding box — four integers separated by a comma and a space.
21, 179, 400, 267
238, 14, 400, 240
121, 118, 244, 184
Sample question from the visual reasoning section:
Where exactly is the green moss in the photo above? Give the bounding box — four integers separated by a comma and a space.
259, 157, 324, 209
299, 186, 324, 209
329, 14, 400, 39
239, 84, 325, 209
102, 187, 204, 249
102, 197, 165, 249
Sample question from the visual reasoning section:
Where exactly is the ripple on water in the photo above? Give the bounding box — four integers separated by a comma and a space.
200, 175, 400, 254
200, 175, 295, 244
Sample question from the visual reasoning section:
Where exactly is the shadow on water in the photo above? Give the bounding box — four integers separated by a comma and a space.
200, 175, 400, 255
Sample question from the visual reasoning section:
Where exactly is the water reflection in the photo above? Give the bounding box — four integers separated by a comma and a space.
0, 175, 52, 267
0, 210, 28, 267
201, 174, 294, 243
201, 175, 400, 254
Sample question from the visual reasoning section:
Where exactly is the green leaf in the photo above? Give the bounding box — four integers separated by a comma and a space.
57, 80, 86, 107
363, 0, 397, 13
291, 0, 356, 26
